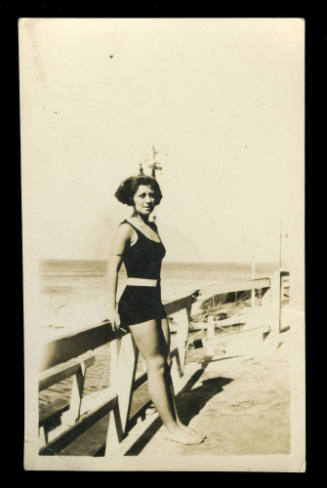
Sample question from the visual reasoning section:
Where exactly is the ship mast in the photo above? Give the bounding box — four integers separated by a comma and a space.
148, 145, 162, 178
279, 221, 288, 271
138, 146, 164, 223
279, 221, 282, 270
138, 146, 163, 178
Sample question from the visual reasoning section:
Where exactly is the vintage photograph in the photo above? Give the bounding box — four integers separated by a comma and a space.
20, 18, 305, 471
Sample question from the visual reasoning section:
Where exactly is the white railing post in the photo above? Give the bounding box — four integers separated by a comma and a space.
38, 425, 48, 446
266, 270, 281, 349
64, 361, 87, 425
280, 273, 290, 332
105, 334, 138, 456
170, 306, 191, 387
117, 333, 139, 432
105, 338, 121, 456
251, 257, 256, 307
206, 315, 215, 356
109, 337, 120, 393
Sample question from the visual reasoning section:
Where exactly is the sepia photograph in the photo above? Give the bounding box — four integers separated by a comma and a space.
20, 18, 305, 471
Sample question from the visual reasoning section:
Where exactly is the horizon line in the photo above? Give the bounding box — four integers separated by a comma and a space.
39, 257, 280, 265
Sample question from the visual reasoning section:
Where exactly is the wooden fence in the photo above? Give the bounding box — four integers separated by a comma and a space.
38, 271, 289, 456
39, 291, 198, 456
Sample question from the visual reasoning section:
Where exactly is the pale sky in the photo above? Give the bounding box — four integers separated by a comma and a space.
19, 18, 304, 263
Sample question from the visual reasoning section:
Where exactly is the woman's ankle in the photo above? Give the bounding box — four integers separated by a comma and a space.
164, 423, 181, 434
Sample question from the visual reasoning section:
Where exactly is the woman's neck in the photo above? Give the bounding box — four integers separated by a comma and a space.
131, 211, 150, 225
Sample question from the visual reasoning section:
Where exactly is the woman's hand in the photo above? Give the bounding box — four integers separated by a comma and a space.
108, 309, 126, 333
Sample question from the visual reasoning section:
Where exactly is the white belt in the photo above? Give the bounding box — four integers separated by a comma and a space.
126, 277, 158, 287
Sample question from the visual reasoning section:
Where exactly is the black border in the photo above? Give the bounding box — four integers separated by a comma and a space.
2, 0, 324, 478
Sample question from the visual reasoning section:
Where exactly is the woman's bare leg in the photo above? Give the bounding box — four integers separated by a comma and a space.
161, 317, 206, 440
129, 318, 178, 431
129, 318, 203, 443
160, 317, 180, 418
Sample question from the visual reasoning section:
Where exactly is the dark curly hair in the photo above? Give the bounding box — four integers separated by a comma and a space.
115, 175, 163, 206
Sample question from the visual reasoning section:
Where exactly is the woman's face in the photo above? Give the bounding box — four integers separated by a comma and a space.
133, 184, 156, 215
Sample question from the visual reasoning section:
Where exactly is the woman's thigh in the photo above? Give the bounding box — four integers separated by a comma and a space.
129, 318, 168, 361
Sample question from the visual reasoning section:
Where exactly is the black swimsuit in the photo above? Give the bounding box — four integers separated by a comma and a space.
118, 219, 167, 327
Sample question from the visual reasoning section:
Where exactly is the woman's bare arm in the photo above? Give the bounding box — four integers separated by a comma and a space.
107, 223, 132, 328
107, 255, 123, 313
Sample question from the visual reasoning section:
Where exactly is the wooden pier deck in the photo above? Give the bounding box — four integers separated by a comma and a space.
134, 341, 291, 457
102, 319, 292, 458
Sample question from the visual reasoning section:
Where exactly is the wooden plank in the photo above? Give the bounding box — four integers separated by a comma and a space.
126, 400, 153, 431
41, 292, 198, 372
104, 335, 139, 456
39, 404, 69, 427
39, 426, 48, 444
39, 391, 118, 455
173, 306, 190, 373
133, 372, 147, 391
210, 323, 270, 340
164, 293, 195, 316
199, 278, 271, 301
205, 315, 215, 355
113, 334, 138, 433
41, 321, 118, 371
67, 363, 86, 423
280, 271, 290, 277
39, 354, 95, 391
104, 408, 122, 456
170, 346, 183, 388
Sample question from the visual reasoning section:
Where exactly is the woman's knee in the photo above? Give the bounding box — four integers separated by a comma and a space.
146, 354, 168, 375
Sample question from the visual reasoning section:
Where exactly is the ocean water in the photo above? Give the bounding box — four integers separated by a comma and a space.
40, 259, 279, 333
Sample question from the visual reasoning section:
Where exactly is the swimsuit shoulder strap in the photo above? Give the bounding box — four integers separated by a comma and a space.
122, 219, 142, 235
122, 219, 162, 244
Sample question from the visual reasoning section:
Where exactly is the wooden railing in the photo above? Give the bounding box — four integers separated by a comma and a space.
199, 277, 271, 313
38, 290, 198, 456
38, 271, 289, 456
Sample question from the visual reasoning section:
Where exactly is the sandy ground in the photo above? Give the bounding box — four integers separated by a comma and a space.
137, 346, 290, 456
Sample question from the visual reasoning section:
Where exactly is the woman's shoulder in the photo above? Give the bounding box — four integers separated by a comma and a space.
116, 220, 134, 238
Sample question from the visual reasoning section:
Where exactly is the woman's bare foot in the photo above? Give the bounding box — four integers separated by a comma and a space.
178, 423, 207, 440
163, 426, 204, 445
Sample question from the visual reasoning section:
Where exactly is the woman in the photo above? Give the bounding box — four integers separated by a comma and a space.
107, 175, 205, 445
